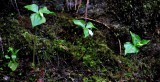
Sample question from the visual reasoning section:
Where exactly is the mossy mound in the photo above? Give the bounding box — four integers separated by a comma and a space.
0, 14, 154, 81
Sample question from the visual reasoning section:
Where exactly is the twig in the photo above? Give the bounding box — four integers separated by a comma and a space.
10, 0, 21, 15
74, 0, 77, 10
85, 0, 89, 20
76, 0, 82, 13
79, 17, 111, 29
118, 39, 122, 55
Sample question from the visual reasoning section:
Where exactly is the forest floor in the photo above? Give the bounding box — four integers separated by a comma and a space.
0, 1, 160, 82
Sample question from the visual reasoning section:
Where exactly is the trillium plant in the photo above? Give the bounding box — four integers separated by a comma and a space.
24, 4, 55, 67
5, 47, 19, 71
73, 19, 96, 38
124, 31, 150, 55
24, 4, 55, 27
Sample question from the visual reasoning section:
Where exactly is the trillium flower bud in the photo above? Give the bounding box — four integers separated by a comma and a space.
88, 30, 93, 36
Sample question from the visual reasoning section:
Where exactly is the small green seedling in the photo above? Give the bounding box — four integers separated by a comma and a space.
73, 19, 96, 38
124, 31, 150, 55
24, 4, 55, 27
5, 47, 19, 71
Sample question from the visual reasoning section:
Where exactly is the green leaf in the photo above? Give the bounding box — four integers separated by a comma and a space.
73, 20, 85, 28
83, 28, 89, 38
8, 47, 13, 53
130, 31, 141, 46
31, 62, 35, 68
39, 7, 56, 15
8, 61, 19, 71
11, 54, 16, 61
22, 32, 32, 42
24, 4, 39, 13
12, 49, 19, 61
124, 42, 139, 55
86, 22, 96, 29
5, 55, 10, 59
13, 49, 19, 56
137, 39, 150, 47
30, 13, 46, 27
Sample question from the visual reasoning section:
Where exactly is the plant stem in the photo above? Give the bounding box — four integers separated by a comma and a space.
33, 27, 37, 67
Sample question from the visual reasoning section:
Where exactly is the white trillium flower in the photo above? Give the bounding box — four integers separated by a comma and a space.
88, 30, 93, 36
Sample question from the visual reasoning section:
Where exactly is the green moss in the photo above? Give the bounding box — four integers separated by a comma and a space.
0, 14, 149, 81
